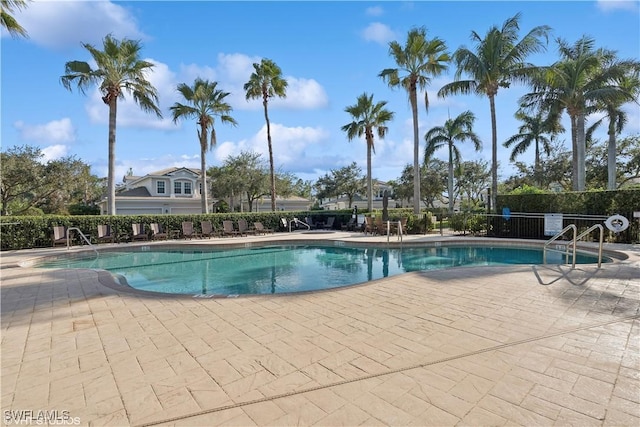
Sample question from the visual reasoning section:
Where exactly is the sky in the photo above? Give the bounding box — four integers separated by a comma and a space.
2, 0, 639, 187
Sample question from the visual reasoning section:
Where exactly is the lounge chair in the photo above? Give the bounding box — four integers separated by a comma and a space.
150, 223, 168, 240
131, 223, 149, 241
181, 221, 199, 239
200, 220, 219, 238
254, 222, 274, 234
97, 224, 115, 243
222, 220, 241, 237
363, 216, 376, 235
52, 226, 69, 247
341, 217, 357, 231
323, 216, 336, 230
389, 217, 408, 235
237, 219, 256, 236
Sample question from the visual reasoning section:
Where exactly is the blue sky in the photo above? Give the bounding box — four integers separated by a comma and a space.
2, 0, 639, 186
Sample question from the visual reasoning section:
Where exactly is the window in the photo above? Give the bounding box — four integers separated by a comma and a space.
174, 180, 192, 195
184, 182, 192, 195
157, 181, 165, 194
174, 181, 182, 194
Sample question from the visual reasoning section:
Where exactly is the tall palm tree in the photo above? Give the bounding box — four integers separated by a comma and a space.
522, 36, 636, 191
1, 0, 29, 38
438, 13, 550, 211
244, 58, 288, 212
170, 78, 237, 213
424, 111, 482, 215
587, 69, 640, 190
503, 108, 562, 186
380, 27, 450, 215
341, 93, 395, 212
61, 34, 161, 215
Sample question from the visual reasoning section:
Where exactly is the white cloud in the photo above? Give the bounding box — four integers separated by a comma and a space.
361, 22, 397, 46
41, 145, 70, 162
14, 118, 76, 143
7, 1, 146, 48
365, 6, 384, 16
596, 0, 639, 12
269, 77, 329, 110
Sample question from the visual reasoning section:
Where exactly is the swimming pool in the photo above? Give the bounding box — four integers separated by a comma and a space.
36, 243, 609, 296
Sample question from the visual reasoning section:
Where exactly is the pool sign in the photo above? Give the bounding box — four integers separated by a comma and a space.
544, 213, 564, 236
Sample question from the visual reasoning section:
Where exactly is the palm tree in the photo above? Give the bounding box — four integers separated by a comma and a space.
522, 36, 637, 191
170, 78, 237, 213
1, 0, 29, 38
587, 69, 640, 190
424, 111, 482, 215
380, 27, 450, 215
438, 13, 550, 211
503, 108, 562, 186
244, 58, 288, 212
341, 93, 395, 212
61, 34, 161, 215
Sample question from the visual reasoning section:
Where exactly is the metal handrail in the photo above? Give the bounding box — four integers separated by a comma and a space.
67, 227, 98, 256
576, 224, 604, 268
543, 224, 577, 269
386, 220, 403, 243
289, 218, 310, 232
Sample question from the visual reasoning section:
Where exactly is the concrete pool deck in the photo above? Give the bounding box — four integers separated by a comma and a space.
1, 232, 638, 426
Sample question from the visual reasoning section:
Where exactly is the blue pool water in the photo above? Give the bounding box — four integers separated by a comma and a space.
36, 244, 608, 296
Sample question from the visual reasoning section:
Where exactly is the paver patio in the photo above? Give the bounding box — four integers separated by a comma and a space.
1, 233, 638, 426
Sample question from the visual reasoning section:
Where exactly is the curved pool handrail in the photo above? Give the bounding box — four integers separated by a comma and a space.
543, 224, 577, 269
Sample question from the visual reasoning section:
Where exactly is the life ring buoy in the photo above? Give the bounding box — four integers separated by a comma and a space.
604, 214, 629, 233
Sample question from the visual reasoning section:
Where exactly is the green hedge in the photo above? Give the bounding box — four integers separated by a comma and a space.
0, 210, 359, 251
496, 189, 640, 215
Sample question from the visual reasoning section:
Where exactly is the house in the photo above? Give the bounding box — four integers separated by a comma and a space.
99, 167, 313, 215
99, 167, 206, 215
319, 180, 399, 211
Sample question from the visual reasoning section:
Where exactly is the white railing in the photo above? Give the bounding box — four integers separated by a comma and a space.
575, 224, 604, 268
289, 218, 310, 232
543, 224, 577, 269
67, 227, 98, 256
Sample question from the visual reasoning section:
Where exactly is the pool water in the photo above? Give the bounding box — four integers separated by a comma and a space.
36, 244, 608, 296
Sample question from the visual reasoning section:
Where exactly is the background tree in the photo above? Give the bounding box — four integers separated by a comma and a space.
61, 34, 161, 215
380, 27, 450, 215
586, 135, 640, 189
522, 36, 634, 191
341, 93, 394, 212
503, 108, 562, 186
244, 58, 288, 212
314, 163, 365, 209
1, 0, 29, 38
392, 160, 447, 209
439, 13, 550, 211
170, 78, 237, 213
456, 160, 491, 211
424, 110, 482, 215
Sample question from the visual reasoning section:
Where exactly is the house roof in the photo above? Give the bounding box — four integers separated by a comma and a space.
117, 186, 152, 197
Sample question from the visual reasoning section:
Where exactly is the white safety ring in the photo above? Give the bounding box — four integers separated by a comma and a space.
604, 214, 629, 233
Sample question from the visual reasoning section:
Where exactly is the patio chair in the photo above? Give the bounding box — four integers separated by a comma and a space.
341, 217, 357, 231
254, 221, 274, 234
200, 220, 220, 238
322, 216, 336, 230
389, 217, 408, 235
222, 220, 242, 237
131, 223, 149, 241
181, 221, 199, 239
363, 216, 376, 235
237, 219, 256, 236
52, 226, 69, 247
150, 223, 168, 240
97, 224, 115, 244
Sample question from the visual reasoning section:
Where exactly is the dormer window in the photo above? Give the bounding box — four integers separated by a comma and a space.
157, 181, 165, 194
174, 180, 192, 195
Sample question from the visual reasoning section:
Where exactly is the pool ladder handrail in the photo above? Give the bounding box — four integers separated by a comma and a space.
386, 220, 403, 243
543, 223, 603, 269
289, 218, 311, 232
67, 227, 99, 257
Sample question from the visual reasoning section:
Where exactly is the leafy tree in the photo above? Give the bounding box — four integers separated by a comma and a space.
392, 160, 447, 209
211, 151, 269, 212
522, 36, 636, 191
244, 58, 288, 212
61, 34, 161, 215
586, 135, 640, 189
170, 78, 237, 213
424, 110, 482, 215
439, 13, 550, 211
1, 0, 29, 38
503, 108, 562, 186
456, 160, 491, 211
342, 93, 394, 212
314, 162, 365, 209
502, 139, 572, 192
380, 27, 450, 214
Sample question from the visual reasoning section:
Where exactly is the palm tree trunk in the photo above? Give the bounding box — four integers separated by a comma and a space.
576, 114, 586, 191
607, 117, 616, 190
200, 126, 209, 214
263, 99, 276, 212
448, 142, 454, 216
534, 138, 541, 187
489, 95, 498, 213
366, 133, 373, 212
107, 97, 117, 215
570, 115, 579, 191
410, 84, 420, 215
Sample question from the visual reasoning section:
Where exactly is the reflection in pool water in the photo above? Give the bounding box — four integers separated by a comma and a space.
37, 245, 607, 295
